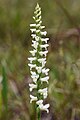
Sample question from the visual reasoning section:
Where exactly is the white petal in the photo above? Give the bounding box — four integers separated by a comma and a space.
40, 44, 49, 50
41, 38, 49, 43
38, 58, 46, 67
36, 30, 40, 33
36, 66, 42, 73
36, 11, 41, 17
28, 64, 36, 69
29, 83, 37, 91
40, 26, 45, 29
30, 95, 37, 103
36, 23, 40, 28
30, 24, 36, 27
35, 3, 40, 10
39, 51, 48, 57
40, 76, 49, 83
39, 21, 42, 24
38, 58, 46, 63
42, 68, 49, 75
31, 74, 39, 83
38, 103, 50, 113
36, 100, 43, 105
33, 16, 36, 20
32, 41, 39, 49
34, 7, 41, 14
31, 34, 36, 38
36, 16, 41, 22
38, 88, 48, 99
30, 50, 37, 56
30, 71, 36, 76
35, 36, 40, 41
28, 57, 36, 63
41, 31, 47, 36
30, 29, 36, 33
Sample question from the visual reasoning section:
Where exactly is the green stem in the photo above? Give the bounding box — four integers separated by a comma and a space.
37, 107, 41, 120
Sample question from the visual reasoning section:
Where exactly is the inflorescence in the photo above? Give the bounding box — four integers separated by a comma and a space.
28, 3, 50, 113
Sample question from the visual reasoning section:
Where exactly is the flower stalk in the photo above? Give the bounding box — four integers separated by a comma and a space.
28, 3, 50, 120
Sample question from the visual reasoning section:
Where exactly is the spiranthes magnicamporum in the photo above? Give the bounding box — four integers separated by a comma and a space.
28, 3, 50, 120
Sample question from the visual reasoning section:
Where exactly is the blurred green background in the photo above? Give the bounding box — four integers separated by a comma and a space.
0, 0, 80, 120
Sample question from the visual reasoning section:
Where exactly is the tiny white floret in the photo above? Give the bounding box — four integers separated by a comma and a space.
30, 95, 37, 103
29, 83, 37, 91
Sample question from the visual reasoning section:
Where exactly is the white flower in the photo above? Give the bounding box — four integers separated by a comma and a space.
36, 66, 42, 73
32, 41, 39, 49
31, 34, 36, 38
35, 8, 41, 14
30, 24, 36, 27
40, 26, 45, 29
38, 58, 46, 63
35, 3, 41, 10
40, 76, 49, 83
38, 88, 48, 99
42, 68, 49, 75
36, 11, 41, 17
39, 51, 48, 57
29, 83, 37, 91
30, 49, 37, 56
39, 21, 42, 25
31, 74, 39, 83
41, 38, 49, 43
28, 64, 36, 70
36, 16, 42, 22
35, 36, 39, 41
28, 57, 36, 63
38, 58, 46, 67
36, 23, 40, 28
30, 71, 36, 76
39, 103, 50, 113
32, 40, 36, 44
33, 16, 36, 20
41, 31, 47, 36
36, 100, 50, 113
30, 95, 37, 103
36, 30, 40, 33
40, 44, 49, 50
30, 28, 36, 33
36, 100, 43, 105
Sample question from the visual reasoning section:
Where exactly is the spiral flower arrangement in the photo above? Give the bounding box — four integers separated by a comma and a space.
28, 3, 50, 119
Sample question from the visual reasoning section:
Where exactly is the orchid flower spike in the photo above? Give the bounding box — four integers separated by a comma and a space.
28, 3, 50, 113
